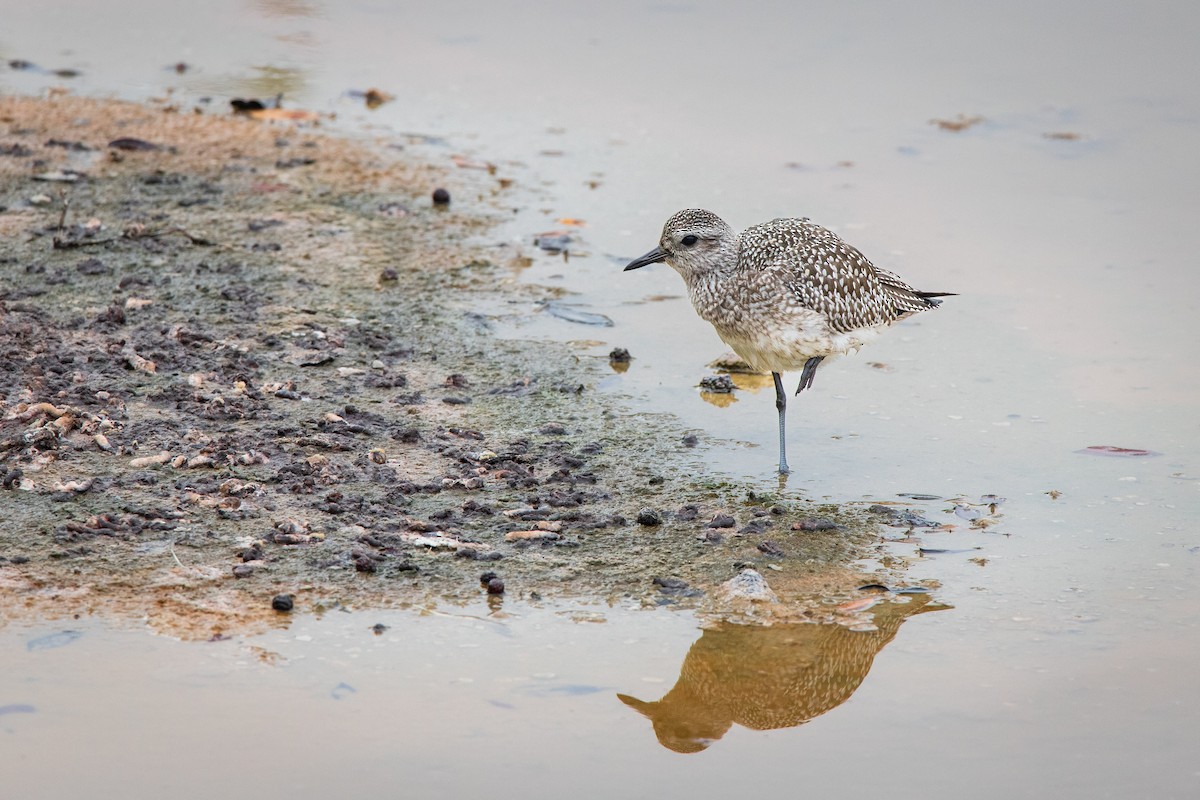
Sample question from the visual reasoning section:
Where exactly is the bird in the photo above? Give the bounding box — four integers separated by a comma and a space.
624, 209, 953, 475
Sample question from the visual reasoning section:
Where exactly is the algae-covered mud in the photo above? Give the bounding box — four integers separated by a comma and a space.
0, 95, 932, 638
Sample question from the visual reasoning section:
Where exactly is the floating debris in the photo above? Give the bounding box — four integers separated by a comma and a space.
1077, 445, 1160, 457
699, 375, 735, 394
0, 704, 36, 716
108, 137, 161, 152
331, 682, 356, 700
346, 87, 393, 109
26, 630, 82, 651
930, 114, 985, 132
953, 504, 982, 521
534, 231, 572, 253
541, 301, 613, 327
451, 155, 495, 172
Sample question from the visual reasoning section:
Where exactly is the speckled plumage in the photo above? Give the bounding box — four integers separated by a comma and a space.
625, 208, 952, 474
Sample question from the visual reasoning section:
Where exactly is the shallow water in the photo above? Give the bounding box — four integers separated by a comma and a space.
3, 2, 1198, 797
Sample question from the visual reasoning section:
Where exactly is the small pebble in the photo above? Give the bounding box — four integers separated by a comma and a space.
479, 571, 498, 586
792, 517, 839, 531
608, 347, 631, 363
486, 578, 505, 595
653, 576, 702, 598
739, 518, 769, 534
371, 623, 388, 635
706, 514, 736, 529
232, 564, 254, 579
271, 594, 294, 612
716, 568, 778, 603
432, 187, 451, 205
681, 434, 698, 448
698, 375, 734, 393
636, 508, 662, 526
455, 549, 503, 561
653, 576, 688, 590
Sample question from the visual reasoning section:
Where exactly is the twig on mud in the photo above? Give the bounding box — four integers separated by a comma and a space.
423, 608, 508, 626
169, 540, 185, 568
52, 226, 216, 250
56, 190, 70, 232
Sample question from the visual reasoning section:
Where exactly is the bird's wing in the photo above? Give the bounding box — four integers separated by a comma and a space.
741, 218, 899, 332
873, 266, 945, 315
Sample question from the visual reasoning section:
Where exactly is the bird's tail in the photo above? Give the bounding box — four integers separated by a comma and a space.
914, 290, 957, 308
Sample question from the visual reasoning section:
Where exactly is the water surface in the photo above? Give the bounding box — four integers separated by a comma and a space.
2, 2, 1197, 797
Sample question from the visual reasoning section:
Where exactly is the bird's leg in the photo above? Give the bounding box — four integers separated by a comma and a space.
795, 356, 825, 394
772, 371, 790, 475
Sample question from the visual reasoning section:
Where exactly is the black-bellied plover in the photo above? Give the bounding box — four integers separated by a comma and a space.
625, 209, 953, 475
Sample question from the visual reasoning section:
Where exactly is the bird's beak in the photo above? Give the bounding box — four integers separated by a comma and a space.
624, 247, 667, 271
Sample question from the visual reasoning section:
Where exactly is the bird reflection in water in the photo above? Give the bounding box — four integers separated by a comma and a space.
618, 594, 948, 753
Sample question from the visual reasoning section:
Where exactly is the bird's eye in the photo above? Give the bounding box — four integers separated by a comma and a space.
681, 234, 698, 246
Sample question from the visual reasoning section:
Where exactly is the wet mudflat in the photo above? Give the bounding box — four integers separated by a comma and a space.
3, 2, 1199, 799
0, 95, 900, 639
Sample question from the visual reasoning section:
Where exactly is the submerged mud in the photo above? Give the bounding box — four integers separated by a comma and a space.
0, 95, 919, 639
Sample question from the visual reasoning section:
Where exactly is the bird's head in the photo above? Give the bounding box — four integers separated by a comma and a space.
625, 209, 737, 280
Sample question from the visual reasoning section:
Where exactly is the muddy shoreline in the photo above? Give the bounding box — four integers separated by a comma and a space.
0, 94, 915, 639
